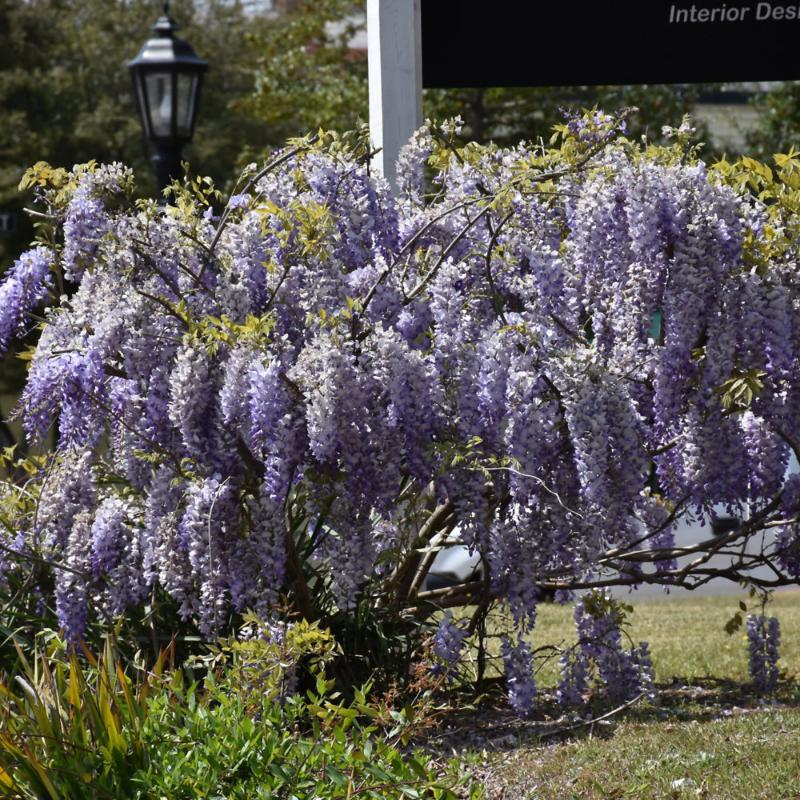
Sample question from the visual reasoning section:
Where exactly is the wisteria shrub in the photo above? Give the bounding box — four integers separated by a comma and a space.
2, 111, 800, 709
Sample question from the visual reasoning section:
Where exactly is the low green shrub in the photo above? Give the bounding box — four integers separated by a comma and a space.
0, 631, 480, 799
136, 674, 472, 800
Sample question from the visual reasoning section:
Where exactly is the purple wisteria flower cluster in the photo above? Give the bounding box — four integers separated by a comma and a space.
501, 634, 537, 718
431, 611, 468, 679
2, 115, 798, 714
746, 614, 781, 691
558, 593, 654, 707
0, 246, 53, 352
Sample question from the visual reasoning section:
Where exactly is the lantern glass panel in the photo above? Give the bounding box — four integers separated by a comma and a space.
176, 72, 198, 138
133, 75, 151, 138
145, 72, 174, 138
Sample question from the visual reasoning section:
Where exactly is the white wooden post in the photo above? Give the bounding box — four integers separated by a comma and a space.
367, 0, 423, 192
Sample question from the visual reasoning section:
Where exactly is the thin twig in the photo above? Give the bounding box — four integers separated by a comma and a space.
0, 539, 92, 579
479, 465, 585, 520
133, 288, 189, 328
406, 205, 493, 302
361, 197, 482, 312
537, 691, 648, 739
484, 211, 515, 322
206, 134, 320, 260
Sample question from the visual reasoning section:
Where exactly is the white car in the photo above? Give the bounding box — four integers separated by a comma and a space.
421, 537, 483, 592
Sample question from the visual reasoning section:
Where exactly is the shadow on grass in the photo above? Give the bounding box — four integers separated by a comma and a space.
419, 676, 800, 755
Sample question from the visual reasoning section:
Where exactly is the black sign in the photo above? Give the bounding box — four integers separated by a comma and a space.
421, 1, 800, 88
0, 213, 16, 235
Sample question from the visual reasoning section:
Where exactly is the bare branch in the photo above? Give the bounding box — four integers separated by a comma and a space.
385, 500, 454, 604
207, 134, 320, 260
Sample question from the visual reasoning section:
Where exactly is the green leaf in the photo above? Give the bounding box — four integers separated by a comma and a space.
724, 612, 743, 635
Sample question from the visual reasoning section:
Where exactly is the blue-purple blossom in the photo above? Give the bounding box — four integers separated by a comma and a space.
501, 635, 537, 718
90, 496, 145, 615
0, 246, 53, 352
37, 447, 96, 551
168, 342, 217, 462
62, 164, 131, 281
747, 614, 780, 691
55, 510, 93, 643
229, 486, 287, 616
246, 355, 307, 504
569, 593, 655, 704
557, 648, 589, 707
396, 124, 434, 206
228, 194, 250, 209
178, 474, 240, 634
432, 611, 468, 678
775, 525, 800, 579
63, 190, 109, 281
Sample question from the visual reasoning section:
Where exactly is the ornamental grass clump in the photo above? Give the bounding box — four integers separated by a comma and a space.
2, 111, 800, 714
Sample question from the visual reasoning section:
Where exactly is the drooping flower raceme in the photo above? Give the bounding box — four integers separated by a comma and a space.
0, 246, 53, 353
432, 611, 468, 678
559, 593, 654, 705
746, 614, 781, 691
501, 635, 537, 718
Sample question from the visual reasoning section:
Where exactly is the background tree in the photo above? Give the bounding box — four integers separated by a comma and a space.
748, 82, 800, 159
0, 0, 277, 271
237, 0, 368, 154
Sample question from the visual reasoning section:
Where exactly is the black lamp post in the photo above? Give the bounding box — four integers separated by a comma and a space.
128, 2, 207, 194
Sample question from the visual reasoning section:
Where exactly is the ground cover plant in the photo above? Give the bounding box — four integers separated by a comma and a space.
471, 705, 800, 799
0, 626, 477, 799
0, 110, 799, 722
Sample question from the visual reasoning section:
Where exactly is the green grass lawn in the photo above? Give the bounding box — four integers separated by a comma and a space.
478, 708, 800, 799
531, 590, 800, 686
449, 591, 800, 799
